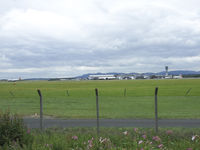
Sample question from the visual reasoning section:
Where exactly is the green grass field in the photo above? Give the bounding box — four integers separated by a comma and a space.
0, 79, 200, 119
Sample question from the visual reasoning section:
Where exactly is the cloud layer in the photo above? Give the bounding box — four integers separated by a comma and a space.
0, 0, 200, 79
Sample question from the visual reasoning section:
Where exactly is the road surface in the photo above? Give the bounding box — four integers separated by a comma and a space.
23, 118, 200, 128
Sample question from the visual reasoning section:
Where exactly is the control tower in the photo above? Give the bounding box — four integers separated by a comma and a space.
165, 66, 168, 76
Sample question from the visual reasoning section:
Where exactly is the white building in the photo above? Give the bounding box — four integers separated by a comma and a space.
164, 75, 173, 79
88, 75, 116, 80
173, 75, 183, 79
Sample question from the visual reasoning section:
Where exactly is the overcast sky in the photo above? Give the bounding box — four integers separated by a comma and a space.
0, 0, 200, 79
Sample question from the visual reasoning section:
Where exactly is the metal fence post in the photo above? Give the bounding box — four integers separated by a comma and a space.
95, 88, 99, 137
124, 88, 126, 97
66, 90, 69, 96
37, 89, 43, 130
155, 87, 158, 133
185, 88, 192, 96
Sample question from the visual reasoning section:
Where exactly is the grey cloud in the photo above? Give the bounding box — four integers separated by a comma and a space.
0, 0, 200, 78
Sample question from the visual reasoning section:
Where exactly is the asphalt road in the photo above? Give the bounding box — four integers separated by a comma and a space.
23, 118, 200, 128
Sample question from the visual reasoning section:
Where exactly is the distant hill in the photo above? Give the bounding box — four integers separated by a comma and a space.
23, 78, 50, 81
20, 70, 200, 81
155, 70, 200, 76
77, 70, 200, 79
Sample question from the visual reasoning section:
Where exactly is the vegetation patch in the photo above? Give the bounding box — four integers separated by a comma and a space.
1, 127, 200, 149
0, 111, 33, 149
